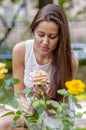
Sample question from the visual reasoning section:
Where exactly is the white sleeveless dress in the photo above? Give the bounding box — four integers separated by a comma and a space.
23, 40, 74, 129
24, 39, 51, 91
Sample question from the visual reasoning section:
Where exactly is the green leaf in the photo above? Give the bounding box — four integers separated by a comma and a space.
61, 103, 69, 108
27, 117, 37, 123
32, 100, 39, 108
27, 113, 39, 123
57, 105, 63, 113
16, 110, 21, 115
39, 99, 45, 105
21, 88, 33, 97
48, 109, 56, 114
36, 106, 45, 115
33, 112, 39, 120
9, 98, 18, 108
50, 100, 60, 108
57, 89, 69, 96
75, 103, 82, 109
1, 111, 15, 117
46, 100, 51, 105
10, 77, 20, 84
32, 100, 40, 108
11, 121, 22, 128
13, 115, 20, 121
32, 99, 45, 109
70, 95, 77, 103
5, 77, 20, 87
56, 114, 63, 121
75, 113, 83, 118
46, 126, 50, 130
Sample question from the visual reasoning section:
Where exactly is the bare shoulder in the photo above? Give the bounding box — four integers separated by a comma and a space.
13, 41, 26, 54
71, 52, 79, 78
72, 52, 78, 66
12, 41, 26, 63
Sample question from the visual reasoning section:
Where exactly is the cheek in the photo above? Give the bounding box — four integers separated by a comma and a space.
51, 39, 58, 50
33, 34, 42, 43
52, 44, 57, 50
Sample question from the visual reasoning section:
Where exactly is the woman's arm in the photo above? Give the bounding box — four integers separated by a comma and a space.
12, 41, 35, 115
12, 41, 25, 98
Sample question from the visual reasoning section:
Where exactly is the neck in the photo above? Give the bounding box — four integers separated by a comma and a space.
34, 46, 52, 65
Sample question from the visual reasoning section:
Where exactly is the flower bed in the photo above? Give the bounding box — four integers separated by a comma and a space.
0, 63, 86, 130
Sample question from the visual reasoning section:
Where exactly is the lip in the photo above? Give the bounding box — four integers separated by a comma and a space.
40, 46, 49, 51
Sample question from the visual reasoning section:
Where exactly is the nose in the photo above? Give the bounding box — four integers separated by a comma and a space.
42, 36, 49, 45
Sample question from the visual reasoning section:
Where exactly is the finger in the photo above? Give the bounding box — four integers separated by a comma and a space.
33, 90, 41, 98
34, 86, 45, 93
23, 106, 36, 116
33, 91, 41, 98
33, 87, 41, 95
32, 86, 45, 98
34, 93, 41, 99
22, 104, 30, 112
37, 85, 47, 92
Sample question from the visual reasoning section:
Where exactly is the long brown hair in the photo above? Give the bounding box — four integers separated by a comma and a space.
30, 4, 73, 101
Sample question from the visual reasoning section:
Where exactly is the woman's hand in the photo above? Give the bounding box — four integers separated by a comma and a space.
17, 96, 36, 116
32, 85, 47, 99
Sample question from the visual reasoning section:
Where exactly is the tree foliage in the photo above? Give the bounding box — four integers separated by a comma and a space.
38, 0, 53, 9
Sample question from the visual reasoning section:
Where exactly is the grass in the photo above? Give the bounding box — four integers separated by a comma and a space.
74, 128, 86, 130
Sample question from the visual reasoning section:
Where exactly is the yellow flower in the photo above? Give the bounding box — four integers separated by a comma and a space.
0, 73, 5, 79
0, 62, 8, 79
65, 79, 85, 95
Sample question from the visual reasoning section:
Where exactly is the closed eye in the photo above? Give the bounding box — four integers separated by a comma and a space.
38, 32, 44, 37
50, 36, 57, 39
49, 35, 58, 39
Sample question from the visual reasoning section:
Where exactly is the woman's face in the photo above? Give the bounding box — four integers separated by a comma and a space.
33, 21, 59, 57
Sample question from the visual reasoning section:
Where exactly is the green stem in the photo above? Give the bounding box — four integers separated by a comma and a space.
18, 103, 31, 130
22, 116, 31, 130
40, 119, 44, 130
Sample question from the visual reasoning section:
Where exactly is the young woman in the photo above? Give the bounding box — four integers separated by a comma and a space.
0, 4, 78, 130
